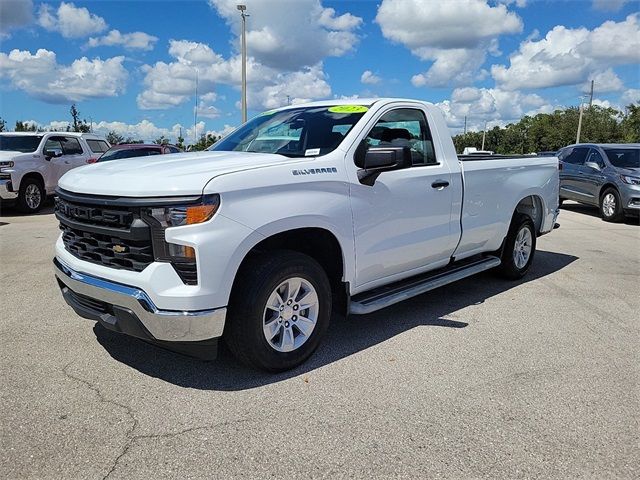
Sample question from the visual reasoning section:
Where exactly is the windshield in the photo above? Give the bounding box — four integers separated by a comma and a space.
210, 105, 369, 157
99, 147, 162, 162
604, 148, 639, 169
0, 135, 43, 153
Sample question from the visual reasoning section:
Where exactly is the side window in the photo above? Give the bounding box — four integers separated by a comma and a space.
87, 139, 110, 153
563, 147, 588, 165
168, 146, 180, 153
43, 138, 63, 156
587, 149, 605, 167
61, 137, 83, 155
364, 108, 436, 166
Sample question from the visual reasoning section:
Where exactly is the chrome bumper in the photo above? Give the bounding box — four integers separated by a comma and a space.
0, 179, 18, 200
54, 258, 226, 342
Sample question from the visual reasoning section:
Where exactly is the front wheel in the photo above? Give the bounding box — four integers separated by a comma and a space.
498, 214, 536, 280
600, 188, 624, 223
224, 250, 332, 372
17, 177, 45, 213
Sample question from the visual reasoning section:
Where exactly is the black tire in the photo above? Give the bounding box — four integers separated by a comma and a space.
224, 250, 332, 372
497, 213, 536, 280
16, 177, 45, 213
600, 188, 624, 223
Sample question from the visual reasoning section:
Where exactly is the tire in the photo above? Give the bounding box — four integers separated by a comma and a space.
224, 250, 332, 372
17, 177, 45, 213
600, 188, 624, 223
498, 213, 536, 280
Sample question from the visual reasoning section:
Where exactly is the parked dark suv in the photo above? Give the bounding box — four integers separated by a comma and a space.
558, 143, 640, 222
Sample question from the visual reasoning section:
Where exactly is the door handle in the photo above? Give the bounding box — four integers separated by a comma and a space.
431, 180, 449, 189
64, 161, 71, 164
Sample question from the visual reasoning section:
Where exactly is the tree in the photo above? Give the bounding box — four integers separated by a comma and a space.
176, 134, 185, 150
190, 133, 220, 151
106, 131, 125, 145
69, 104, 91, 133
0, 117, 5, 132
154, 135, 169, 145
15, 120, 38, 132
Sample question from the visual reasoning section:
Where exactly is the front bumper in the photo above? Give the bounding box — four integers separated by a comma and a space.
0, 179, 18, 200
54, 258, 226, 342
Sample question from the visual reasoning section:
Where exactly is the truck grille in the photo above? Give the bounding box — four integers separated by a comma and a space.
55, 196, 154, 272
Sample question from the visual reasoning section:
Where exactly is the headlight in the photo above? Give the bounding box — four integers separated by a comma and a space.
149, 194, 220, 227
0, 161, 14, 168
620, 175, 640, 185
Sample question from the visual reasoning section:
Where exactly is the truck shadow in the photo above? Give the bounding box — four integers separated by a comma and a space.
93, 249, 577, 391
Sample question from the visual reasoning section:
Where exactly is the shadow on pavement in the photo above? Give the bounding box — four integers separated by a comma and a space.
0, 202, 55, 217
561, 202, 639, 226
93, 249, 578, 391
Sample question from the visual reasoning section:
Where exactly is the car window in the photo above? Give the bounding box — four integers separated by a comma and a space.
86, 139, 110, 153
587, 149, 605, 167
168, 146, 180, 153
98, 147, 163, 162
0, 135, 43, 153
561, 147, 588, 165
363, 108, 437, 166
60, 137, 83, 155
44, 138, 63, 156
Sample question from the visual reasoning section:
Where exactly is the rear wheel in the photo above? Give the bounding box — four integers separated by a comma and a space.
600, 188, 623, 223
225, 250, 332, 372
498, 213, 536, 280
17, 177, 45, 213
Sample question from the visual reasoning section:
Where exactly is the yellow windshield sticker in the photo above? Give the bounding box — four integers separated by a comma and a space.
328, 105, 369, 114
260, 109, 277, 116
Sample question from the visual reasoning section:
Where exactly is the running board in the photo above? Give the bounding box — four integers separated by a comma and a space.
349, 256, 502, 315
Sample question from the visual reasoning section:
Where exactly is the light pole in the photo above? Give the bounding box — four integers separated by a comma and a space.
576, 95, 588, 144
194, 68, 199, 144
237, 4, 248, 123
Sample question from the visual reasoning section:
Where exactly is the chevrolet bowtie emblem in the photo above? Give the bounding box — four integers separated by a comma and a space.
112, 244, 127, 253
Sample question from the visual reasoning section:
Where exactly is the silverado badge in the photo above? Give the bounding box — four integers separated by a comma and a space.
112, 245, 127, 254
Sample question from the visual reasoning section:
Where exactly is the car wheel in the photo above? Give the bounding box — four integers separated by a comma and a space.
497, 213, 536, 280
17, 177, 45, 213
225, 250, 332, 372
600, 188, 623, 223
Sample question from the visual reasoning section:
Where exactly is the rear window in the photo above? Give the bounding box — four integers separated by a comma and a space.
86, 139, 110, 153
0, 135, 43, 153
99, 147, 162, 162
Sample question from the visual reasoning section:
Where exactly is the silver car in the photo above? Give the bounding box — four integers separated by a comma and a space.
558, 143, 640, 222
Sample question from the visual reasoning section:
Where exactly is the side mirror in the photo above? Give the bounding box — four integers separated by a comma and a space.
44, 149, 62, 160
356, 145, 412, 185
584, 161, 601, 171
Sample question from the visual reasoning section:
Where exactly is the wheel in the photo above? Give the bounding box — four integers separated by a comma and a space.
498, 213, 536, 280
600, 188, 623, 223
224, 250, 332, 372
17, 177, 45, 213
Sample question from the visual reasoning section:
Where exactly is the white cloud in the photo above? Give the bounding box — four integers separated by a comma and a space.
492, 14, 640, 90
592, 0, 629, 11
0, 0, 33, 37
581, 69, 625, 93
361, 70, 381, 85
621, 88, 640, 105
435, 86, 551, 132
86, 29, 158, 51
376, 0, 522, 87
38, 1, 107, 38
0, 49, 128, 103
208, 0, 362, 70
138, 39, 332, 111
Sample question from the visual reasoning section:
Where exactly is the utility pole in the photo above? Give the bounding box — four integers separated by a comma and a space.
194, 68, 198, 144
589, 80, 594, 108
463, 115, 467, 135
481, 121, 487, 151
287, 95, 291, 106
576, 95, 587, 144
237, 5, 248, 123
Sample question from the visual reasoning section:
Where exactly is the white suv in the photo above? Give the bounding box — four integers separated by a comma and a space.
0, 132, 110, 213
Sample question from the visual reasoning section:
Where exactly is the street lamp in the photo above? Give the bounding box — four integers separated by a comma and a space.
237, 4, 248, 123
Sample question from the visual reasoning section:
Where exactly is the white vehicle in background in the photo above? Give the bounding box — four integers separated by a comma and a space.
0, 132, 110, 213
53, 99, 559, 371
462, 147, 494, 155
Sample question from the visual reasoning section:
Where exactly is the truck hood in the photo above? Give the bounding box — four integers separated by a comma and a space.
0, 150, 28, 161
58, 150, 294, 197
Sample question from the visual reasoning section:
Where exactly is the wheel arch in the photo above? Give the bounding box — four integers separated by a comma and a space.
598, 183, 619, 200
17, 171, 46, 191
514, 194, 545, 235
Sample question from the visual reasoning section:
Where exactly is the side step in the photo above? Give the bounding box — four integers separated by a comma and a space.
349, 256, 502, 315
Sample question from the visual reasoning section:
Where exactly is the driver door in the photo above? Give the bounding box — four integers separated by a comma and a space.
43, 137, 72, 191
349, 107, 460, 290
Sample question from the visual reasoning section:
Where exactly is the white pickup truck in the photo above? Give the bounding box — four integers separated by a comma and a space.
0, 132, 110, 213
53, 99, 559, 371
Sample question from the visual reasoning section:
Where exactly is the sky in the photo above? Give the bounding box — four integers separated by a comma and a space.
0, 0, 639, 143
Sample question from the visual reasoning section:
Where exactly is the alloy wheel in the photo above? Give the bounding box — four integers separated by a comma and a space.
513, 226, 532, 269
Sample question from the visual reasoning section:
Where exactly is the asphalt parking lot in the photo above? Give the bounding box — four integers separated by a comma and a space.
1, 201, 638, 479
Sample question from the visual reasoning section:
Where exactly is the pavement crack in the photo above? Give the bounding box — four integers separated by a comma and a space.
61, 363, 138, 480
